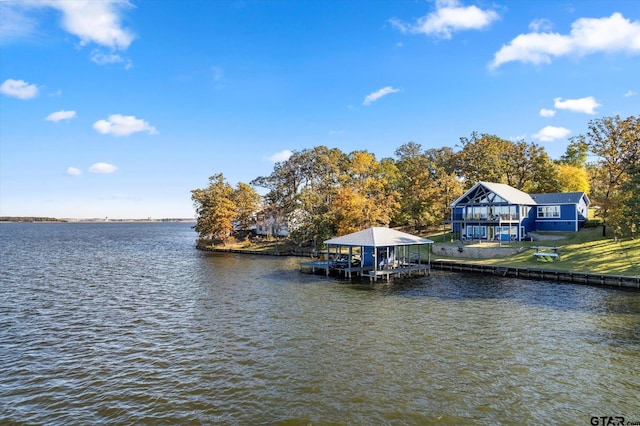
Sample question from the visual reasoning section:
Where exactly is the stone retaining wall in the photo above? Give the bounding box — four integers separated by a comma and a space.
432, 243, 526, 259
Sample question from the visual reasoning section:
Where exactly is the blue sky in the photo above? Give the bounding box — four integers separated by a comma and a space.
1, 0, 638, 219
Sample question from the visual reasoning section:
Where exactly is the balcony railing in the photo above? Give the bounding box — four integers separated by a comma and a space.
453, 214, 519, 221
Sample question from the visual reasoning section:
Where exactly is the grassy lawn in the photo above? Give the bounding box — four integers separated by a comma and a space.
430, 227, 640, 277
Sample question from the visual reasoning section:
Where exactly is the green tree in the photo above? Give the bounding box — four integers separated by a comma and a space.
251, 151, 307, 240
560, 138, 590, 168
251, 154, 304, 216
521, 148, 562, 193
293, 146, 345, 246
394, 142, 437, 230
394, 143, 462, 230
578, 115, 640, 236
292, 186, 335, 247
455, 133, 560, 193
619, 165, 640, 238
424, 147, 463, 233
191, 173, 236, 244
234, 182, 261, 231
455, 132, 511, 185
253, 146, 346, 247
424, 146, 458, 175
335, 150, 400, 231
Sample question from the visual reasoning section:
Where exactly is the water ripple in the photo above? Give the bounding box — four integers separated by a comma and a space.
1, 223, 640, 424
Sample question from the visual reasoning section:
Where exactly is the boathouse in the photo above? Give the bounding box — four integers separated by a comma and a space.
300, 227, 434, 282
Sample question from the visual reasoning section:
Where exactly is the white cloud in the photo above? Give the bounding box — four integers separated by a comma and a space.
533, 126, 571, 142
554, 96, 601, 114
391, 0, 499, 39
89, 162, 118, 174
91, 52, 118, 64
0, 79, 39, 99
491, 13, 640, 69
90, 50, 118, 63
624, 90, 637, 97
529, 19, 553, 33
268, 150, 293, 163
46, 110, 77, 122
1, 1, 134, 67
90, 51, 133, 69
509, 134, 527, 142
539, 108, 556, 117
363, 86, 401, 106
67, 167, 83, 176
44, 0, 135, 50
0, 2, 38, 40
93, 114, 158, 136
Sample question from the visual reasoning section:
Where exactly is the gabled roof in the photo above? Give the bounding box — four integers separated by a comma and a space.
451, 181, 591, 207
324, 227, 433, 247
530, 192, 590, 205
451, 181, 536, 206
482, 182, 537, 204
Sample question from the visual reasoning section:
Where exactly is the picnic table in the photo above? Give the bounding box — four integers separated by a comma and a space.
532, 246, 560, 261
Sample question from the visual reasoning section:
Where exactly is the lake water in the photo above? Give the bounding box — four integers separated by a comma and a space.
1, 222, 639, 425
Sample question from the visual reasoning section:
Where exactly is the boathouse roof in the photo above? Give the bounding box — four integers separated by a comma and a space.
324, 227, 434, 247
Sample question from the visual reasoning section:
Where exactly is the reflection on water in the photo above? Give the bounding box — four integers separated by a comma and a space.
1, 223, 639, 424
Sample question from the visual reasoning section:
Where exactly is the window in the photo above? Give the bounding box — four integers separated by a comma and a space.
537, 206, 560, 218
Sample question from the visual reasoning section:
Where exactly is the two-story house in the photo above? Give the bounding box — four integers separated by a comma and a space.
450, 181, 590, 241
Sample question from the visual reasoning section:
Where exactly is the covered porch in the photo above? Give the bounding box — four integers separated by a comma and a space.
455, 220, 524, 242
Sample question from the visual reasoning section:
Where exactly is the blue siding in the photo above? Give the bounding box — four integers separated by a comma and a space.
363, 246, 374, 266
535, 221, 576, 232
535, 204, 578, 231
522, 215, 536, 234
560, 204, 575, 220
452, 207, 464, 221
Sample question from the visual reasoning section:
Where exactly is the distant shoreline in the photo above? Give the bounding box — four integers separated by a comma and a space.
0, 217, 195, 223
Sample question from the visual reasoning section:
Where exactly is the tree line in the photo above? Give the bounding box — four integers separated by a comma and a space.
192, 115, 639, 246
